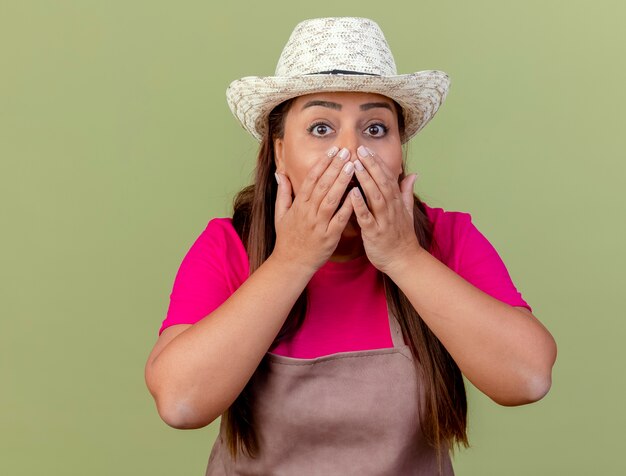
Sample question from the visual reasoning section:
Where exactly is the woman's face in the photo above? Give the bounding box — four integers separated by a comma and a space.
273, 91, 403, 196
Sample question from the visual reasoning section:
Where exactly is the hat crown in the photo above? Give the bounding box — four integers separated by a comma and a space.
275, 17, 398, 77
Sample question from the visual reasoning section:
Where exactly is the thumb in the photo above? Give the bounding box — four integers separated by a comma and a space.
274, 172, 293, 223
400, 173, 418, 214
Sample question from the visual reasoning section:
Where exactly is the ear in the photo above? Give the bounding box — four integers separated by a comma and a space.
274, 138, 285, 173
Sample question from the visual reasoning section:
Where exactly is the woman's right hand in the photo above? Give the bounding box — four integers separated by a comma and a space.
147, 152, 357, 427
272, 147, 356, 273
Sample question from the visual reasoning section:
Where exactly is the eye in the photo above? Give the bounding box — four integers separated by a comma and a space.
364, 123, 388, 138
307, 122, 334, 137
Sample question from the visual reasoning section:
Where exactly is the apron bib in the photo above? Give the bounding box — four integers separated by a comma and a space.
205, 311, 454, 475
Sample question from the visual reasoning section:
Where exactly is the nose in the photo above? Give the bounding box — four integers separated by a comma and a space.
337, 128, 361, 162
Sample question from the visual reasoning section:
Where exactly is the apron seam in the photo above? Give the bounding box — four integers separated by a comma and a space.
267, 346, 413, 366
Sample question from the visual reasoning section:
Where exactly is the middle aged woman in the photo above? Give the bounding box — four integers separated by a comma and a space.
146, 17, 558, 475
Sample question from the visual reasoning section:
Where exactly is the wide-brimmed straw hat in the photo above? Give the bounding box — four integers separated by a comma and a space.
226, 17, 450, 144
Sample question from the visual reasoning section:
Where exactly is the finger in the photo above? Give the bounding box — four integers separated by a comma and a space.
274, 172, 293, 223
349, 186, 377, 229
353, 159, 386, 217
356, 146, 400, 203
357, 145, 395, 192
297, 146, 339, 202
317, 159, 355, 221
400, 173, 417, 215
308, 147, 351, 209
327, 189, 355, 235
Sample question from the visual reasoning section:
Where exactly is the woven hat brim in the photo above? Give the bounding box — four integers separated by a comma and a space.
226, 70, 450, 144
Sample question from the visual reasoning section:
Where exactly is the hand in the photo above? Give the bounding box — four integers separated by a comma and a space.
349, 145, 422, 275
272, 147, 356, 273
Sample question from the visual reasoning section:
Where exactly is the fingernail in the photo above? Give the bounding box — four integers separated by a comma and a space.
274, 172, 280, 184
342, 162, 354, 174
338, 148, 350, 161
326, 146, 339, 158
352, 187, 362, 198
357, 145, 369, 158
354, 159, 365, 171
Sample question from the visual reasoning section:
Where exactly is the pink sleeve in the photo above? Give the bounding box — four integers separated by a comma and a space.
158, 218, 249, 336
453, 213, 533, 313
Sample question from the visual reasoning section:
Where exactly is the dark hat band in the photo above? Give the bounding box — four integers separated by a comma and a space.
308, 69, 380, 76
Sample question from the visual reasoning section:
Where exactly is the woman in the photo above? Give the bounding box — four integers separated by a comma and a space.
145, 17, 557, 475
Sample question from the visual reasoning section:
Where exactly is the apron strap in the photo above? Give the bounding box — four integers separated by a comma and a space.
387, 308, 406, 348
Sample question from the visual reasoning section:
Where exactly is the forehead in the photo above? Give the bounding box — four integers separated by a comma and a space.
290, 91, 396, 110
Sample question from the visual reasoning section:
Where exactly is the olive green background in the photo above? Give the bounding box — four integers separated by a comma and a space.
2, 0, 624, 474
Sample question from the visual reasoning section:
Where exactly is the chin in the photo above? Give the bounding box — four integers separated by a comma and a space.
341, 214, 361, 238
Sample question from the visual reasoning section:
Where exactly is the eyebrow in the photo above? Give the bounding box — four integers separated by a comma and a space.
301, 100, 342, 110
359, 102, 393, 112
301, 100, 393, 112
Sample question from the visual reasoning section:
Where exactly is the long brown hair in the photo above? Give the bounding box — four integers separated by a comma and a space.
223, 97, 470, 472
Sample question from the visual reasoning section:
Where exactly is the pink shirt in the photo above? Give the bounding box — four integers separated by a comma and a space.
159, 202, 532, 358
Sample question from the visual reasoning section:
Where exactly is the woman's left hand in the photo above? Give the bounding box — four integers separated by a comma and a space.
349, 145, 422, 275
352, 145, 557, 407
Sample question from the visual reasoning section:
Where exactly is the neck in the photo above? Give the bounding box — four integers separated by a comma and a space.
329, 217, 365, 262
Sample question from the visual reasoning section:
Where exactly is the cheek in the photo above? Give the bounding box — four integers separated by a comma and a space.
382, 149, 403, 178
282, 142, 319, 194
